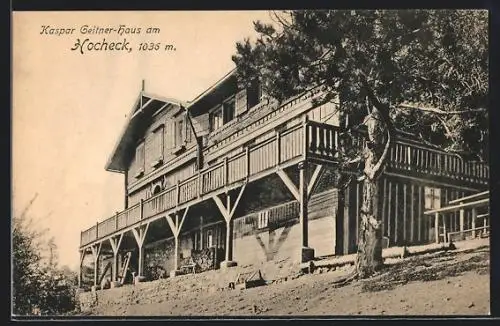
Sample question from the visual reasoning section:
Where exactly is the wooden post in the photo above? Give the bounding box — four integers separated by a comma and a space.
246, 147, 251, 178
174, 235, 181, 271
225, 193, 233, 262
96, 222, 99, 240
459, 202, 465, 233
140, 199, 144, 220
112, 253, 118, 282
138, 246, 144, 277
472, 208, 477, 238
200, 216, 204, 250
78, 250, 84, 288
335, 188, 346, 256
225, 219, 234, 262
299, 161, 309, 248
198, 171, 203, 197
132, 225, 149, 279
442, 213, 447, 243
434, 212, 439, 243
91, 244, 101, 288
303, 116, 309, 160
276, 131, 281, 165
224, 157, 229, 185
176, 180, 180, 205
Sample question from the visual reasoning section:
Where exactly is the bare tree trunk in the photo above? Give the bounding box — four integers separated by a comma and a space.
355, 104, 390, 278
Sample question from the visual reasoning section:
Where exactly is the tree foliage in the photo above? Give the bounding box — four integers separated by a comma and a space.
233, 9, 488, 161
232, 10, 488, 278
12, 195, 78, 316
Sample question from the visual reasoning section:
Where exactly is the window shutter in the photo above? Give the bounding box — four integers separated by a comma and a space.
136, 142, 145, 172
165, 120, 175, 150
235, 89, 248, 116
153, 126, 164, 160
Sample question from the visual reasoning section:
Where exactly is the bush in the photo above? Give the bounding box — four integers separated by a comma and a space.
12, 201, 79, 316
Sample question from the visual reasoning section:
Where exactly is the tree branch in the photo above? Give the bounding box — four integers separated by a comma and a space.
365, 129, 391, 181
398, 103, 486, 115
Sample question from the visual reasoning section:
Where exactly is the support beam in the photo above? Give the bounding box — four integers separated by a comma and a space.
298, 161, 314, 263
472, 208, 477, 238
214, 186, 246, 269
165, 214, 177, 236
91, 242, 102, 288
213, 195, 230, 222
277, 169, 300, 202
434, 212, 439, 244
132, 223, 150, 278
307, 164, 323, 200
230, 184, 246, 218
459, 203, 465, 233
335, 188, 346, 256
141, 98, 154, 110
225, 218, 234, 263
177, 207, 190, 235
109, 234, 124, 282
173, 236, 181, 272
442, 213, 447, 243
78, 250, 85, 288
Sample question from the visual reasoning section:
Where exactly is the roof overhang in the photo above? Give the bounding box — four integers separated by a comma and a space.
105, 92, 187, 173
186, 68, 238, 117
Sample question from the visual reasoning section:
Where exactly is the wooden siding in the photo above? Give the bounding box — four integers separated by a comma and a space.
337, 175, 477, 254
127, 109, 196, 187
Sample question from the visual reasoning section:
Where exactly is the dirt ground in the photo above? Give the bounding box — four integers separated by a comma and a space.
82, 241, 490, 316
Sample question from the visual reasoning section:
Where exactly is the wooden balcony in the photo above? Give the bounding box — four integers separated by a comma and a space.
80, 120, 489, 248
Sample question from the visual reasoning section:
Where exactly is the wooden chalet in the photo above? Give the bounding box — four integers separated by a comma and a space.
78, 69, 489, 289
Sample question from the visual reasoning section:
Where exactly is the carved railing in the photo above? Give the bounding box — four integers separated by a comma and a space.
387, 141, 489, 185
80, 120, 489, 246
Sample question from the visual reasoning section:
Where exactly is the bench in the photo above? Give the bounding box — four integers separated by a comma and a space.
179, 263, 197, 275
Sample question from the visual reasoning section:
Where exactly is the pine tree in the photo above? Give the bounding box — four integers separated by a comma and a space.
232, 10, 488, 278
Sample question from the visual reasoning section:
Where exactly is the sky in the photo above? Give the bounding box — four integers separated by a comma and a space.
12, 11, 273, 271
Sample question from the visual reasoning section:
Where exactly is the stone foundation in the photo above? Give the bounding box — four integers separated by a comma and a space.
301, 247, 315, 263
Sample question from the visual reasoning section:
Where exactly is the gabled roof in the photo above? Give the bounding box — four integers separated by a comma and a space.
105, 92, 187, 173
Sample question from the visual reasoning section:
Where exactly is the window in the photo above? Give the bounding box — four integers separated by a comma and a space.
257, 210, 269, 229
151, 126, 164, 165
209, 97, 236, 132
176, 119, 184, 147
185, 121, 192, 143
135, 142, 145, 177
235, 89, 248, 116
209, 105, 223, 132
223, 98, 235, 124
247, 83, 262, 109
424, 187, 441, 210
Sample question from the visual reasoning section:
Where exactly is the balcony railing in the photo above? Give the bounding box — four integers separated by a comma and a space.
387, 141, 489, 185
80, 120, 489, 247
81, 122, 307, 246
